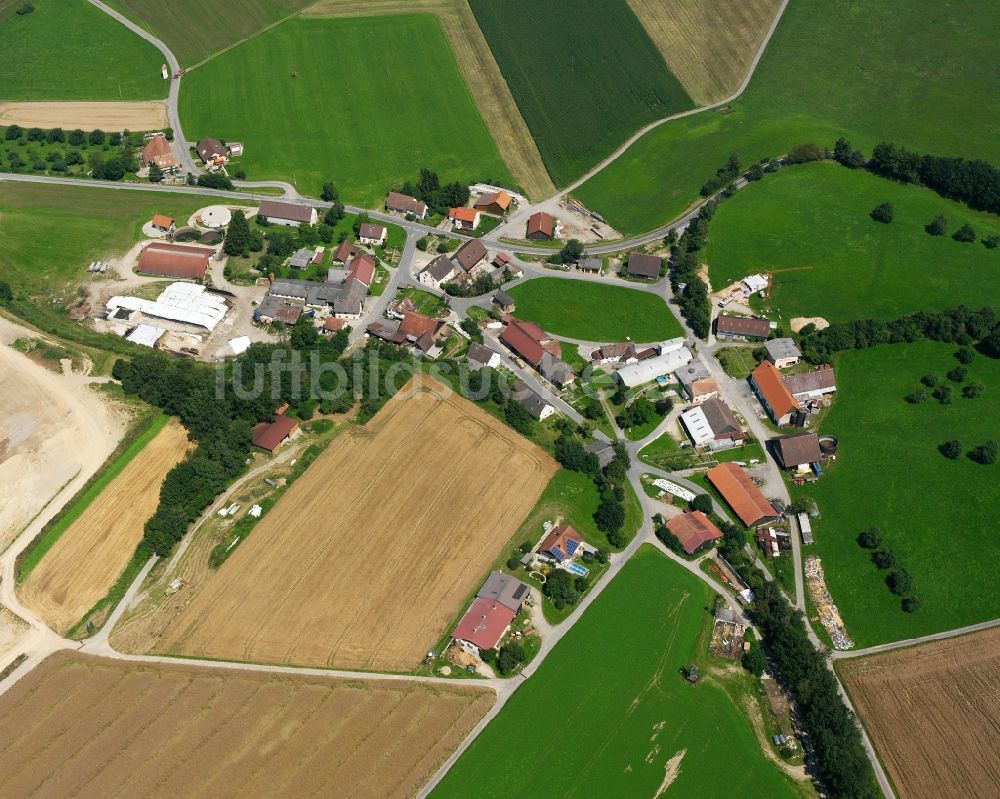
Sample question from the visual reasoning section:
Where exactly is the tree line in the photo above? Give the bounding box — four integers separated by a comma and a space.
396, 168, 470, 216
668, 200, 716, 338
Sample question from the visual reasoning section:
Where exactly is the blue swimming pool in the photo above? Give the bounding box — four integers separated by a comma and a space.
566, 562, 589, 577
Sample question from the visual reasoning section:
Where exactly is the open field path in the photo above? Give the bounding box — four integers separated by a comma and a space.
830, 617, 1000, 660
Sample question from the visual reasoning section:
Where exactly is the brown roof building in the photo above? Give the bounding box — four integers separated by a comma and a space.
333, 240, 361, 263
251, 415, 299, 452
475, 190, 513, 216
196, 137, 227, 165
667, 511, 724, 555
452, 239, 487, 272
537, 524, 583, 561
716, 315, 771, 340
772, 432, 822, 470
526, 211, 555, 240
782, 364, 837, 400
700, 397, 743, 441
706, 462, 778, 528
136, 242, 214, 280
750, 361, 800, 426
141, 134, 177, 171
258, 200, 317, 226
626, 252, 662, 280
500, 318, 561, 367
386, 191, 428, 218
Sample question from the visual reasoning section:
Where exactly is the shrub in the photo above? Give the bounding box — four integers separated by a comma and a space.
689, 494, 713, 514
871, 548, 896, 569
497, 642, 526, 675
925, 214, 948, 236
931, 384, 952, 404
938, 440, 962, 459
984, 235, 1000, 250
0, 281, 13, 304
952, 223, 977, 243
969, 440, 999, 464
416, 236, 430, 252
869, 202, 894, 223
920, 373, 938, 387
947, 366, 967, 382
955, 347, 975, 364
857, 527, 882, 549
787, 142, 824, 164
15, 3, 34, 15
904, 389, 927, 404
962, 382, 984, 399
506, 556, 520, 571
886, 569, 913, 596
901, 596, 922, 613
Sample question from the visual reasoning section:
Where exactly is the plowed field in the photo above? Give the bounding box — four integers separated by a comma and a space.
839, 627, 1000, 799
20, 419, 190, 634
0, 652, 491, 798
159, 378, 556, 671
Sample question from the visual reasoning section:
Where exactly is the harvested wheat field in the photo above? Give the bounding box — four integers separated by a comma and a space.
0, 651, 491, 799
839, 627, 1000, 799
628, 0, 784, 104
20, 419, 190, 634
160, 377, 556, 671
304, 0, 553, 199
0, 101, 168, 131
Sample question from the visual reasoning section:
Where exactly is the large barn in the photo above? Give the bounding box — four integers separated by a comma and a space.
136, 242, 215, 280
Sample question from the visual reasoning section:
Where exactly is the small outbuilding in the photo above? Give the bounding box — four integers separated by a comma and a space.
626, 252, 661, 280
251, 415, 299, 452
772, 431, 822, 471
764, 337, 801, 369
526, 211, 555, 240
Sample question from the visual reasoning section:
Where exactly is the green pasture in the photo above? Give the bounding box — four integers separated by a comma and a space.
705, 163, 1000, 322
576, 0, 1000, 234
179, 15, 512, 206
794, 342, 1000, 646
431, 545, 806, 798
104, 0, 311, 67
0, 0, 166, 101
469, 0, 691, 186
507, 278, 683, 342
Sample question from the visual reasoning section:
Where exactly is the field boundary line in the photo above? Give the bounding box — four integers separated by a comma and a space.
830, 617, 1000, 660
184, 8, 306, 72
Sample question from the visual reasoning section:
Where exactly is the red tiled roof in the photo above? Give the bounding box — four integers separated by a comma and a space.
137, 241, 213, 279
667, 511, 723, 555
449, 207, 479, 223
475, 190, 513, 211
251, 415, 299, 452
717, 315, 771, 338
399, 311, 439, 340
323, 317, 346, 332
452, 598, 516, 650
706, 463, 777, 528
142, 135, 177, 168
501, 320, 545, 366
348, 253, 376, 287
493, 251, 510, 266
526, 211, 554, 238
751, 361, 800, 420
151, 214, 174, 229
334, 240, 361, 263
538, 524, 582, 560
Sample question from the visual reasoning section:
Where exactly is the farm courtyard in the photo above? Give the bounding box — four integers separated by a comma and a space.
155, 378, 557, 671
0, 652, 491, 798
839, 627, 1000, 799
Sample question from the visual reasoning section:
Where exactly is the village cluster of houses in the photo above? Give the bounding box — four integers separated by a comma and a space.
137, 133, 244, 178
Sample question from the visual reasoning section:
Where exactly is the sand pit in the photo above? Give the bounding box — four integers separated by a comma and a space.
790, 316, 829, 333
20, 419, 190, 634
158, 377, 557, 671
0, 101, 168, 131
0, 651, 491, 798
840, 627, 1000, 799
0, 318, 127, 552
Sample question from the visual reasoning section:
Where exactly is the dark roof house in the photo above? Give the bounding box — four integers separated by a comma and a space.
626, 252, 661, 279
386, 191, 428, 218
451, 239, 487, 272
537, 524, 582, 561
526, 211, 555, 240
772, 432, 823, 470
258, 199, 317, 225
196, 137, 227, 164
700, 397, 742, 440
251, 415, 299, 452
477, 571, 531, 612
716, 315, 771, 340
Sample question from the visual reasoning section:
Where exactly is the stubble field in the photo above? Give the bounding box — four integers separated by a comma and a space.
0, 651, 491, 798
0, 101, 168, 131
158, 378, 556, 671
19, 418, 189, 634
839, 627, 1000, 799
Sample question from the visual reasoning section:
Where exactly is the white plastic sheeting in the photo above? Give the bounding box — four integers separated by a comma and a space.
107, 282, 228, 331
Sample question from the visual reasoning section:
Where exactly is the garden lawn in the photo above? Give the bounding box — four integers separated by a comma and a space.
179, 15, 512, 206
794, 342, 1000, 647
507, 278, 682, 342
468, 0, 691, 186
430, 545, 805, 799
576, 0, 1000, 235
706, 163, 1000, 321
0, 0, 166, 101
104, 0, 311, 67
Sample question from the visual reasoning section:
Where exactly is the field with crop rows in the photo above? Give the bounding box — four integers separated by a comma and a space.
839, 627, 1000, 799
0, 652, 491, 798
20, 418, 189, 634
628, 0, 783, 104
431, 546, 807, 798
157, 378, 556, 671
0, 0, 166, 101
105, 0, 312, 67
469, 0, 692, 187
576, 0, 1000, 234
179, 14, 513, 206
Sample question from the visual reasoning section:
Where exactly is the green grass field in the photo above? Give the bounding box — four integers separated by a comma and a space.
0, 0, 166, 101
469, 0, 692, 186
104, 0, 311, 67
179, 15, 512, 206
507, 278, 683, 342
706, 163, 1000, 322
431, 545, 806, 798
576, 0, 1000, 235
794, 342, 1000, 646
17, 411, 166, 583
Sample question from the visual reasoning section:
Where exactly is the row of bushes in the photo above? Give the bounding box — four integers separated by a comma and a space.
857, 527, 921, 613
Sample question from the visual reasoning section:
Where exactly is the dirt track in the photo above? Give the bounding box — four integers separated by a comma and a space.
0, 318, 127, 552
0, 651, 491, 798
159, 378, 557, 671
19, 420, 190, 635
840, 627, 1000, 799
0, 101, 168, 131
